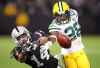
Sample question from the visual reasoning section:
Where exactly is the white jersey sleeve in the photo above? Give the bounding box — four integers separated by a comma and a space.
70, 9, 78, 22
48, 19, 60, 32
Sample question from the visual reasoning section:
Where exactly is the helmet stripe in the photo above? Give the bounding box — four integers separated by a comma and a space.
15, 26, 19, 32
61, 1, 64, 11
58, 2, 60, 12
58, 1, 63, 13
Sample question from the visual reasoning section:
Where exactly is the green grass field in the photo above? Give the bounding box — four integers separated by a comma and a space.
0, 35, 100, 68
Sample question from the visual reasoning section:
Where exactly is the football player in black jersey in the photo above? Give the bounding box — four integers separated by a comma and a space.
10, 26, 60, 68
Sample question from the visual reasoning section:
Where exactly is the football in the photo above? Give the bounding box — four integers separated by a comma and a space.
56, 33, 71, 48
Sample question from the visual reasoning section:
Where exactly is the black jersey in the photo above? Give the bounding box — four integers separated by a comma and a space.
11, 42, 58, 68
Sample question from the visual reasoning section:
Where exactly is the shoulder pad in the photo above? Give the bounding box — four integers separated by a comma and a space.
70, 9, 78, 16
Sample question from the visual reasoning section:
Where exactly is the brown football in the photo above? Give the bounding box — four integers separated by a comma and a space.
56, 33, 71, 48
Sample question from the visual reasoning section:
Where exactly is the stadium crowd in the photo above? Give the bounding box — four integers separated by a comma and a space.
0, 0, 100, 34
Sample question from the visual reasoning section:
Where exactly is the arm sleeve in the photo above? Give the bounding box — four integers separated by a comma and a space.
48, 19, 60, 33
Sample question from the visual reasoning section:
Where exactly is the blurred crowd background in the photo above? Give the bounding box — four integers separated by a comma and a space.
0, 0, 100, 35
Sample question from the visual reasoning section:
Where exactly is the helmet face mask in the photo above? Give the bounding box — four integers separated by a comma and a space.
16, 33, 29, 46
55, 13, 70, 24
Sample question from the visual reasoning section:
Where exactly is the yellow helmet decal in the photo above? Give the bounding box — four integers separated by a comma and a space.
53, 1, 70, 16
